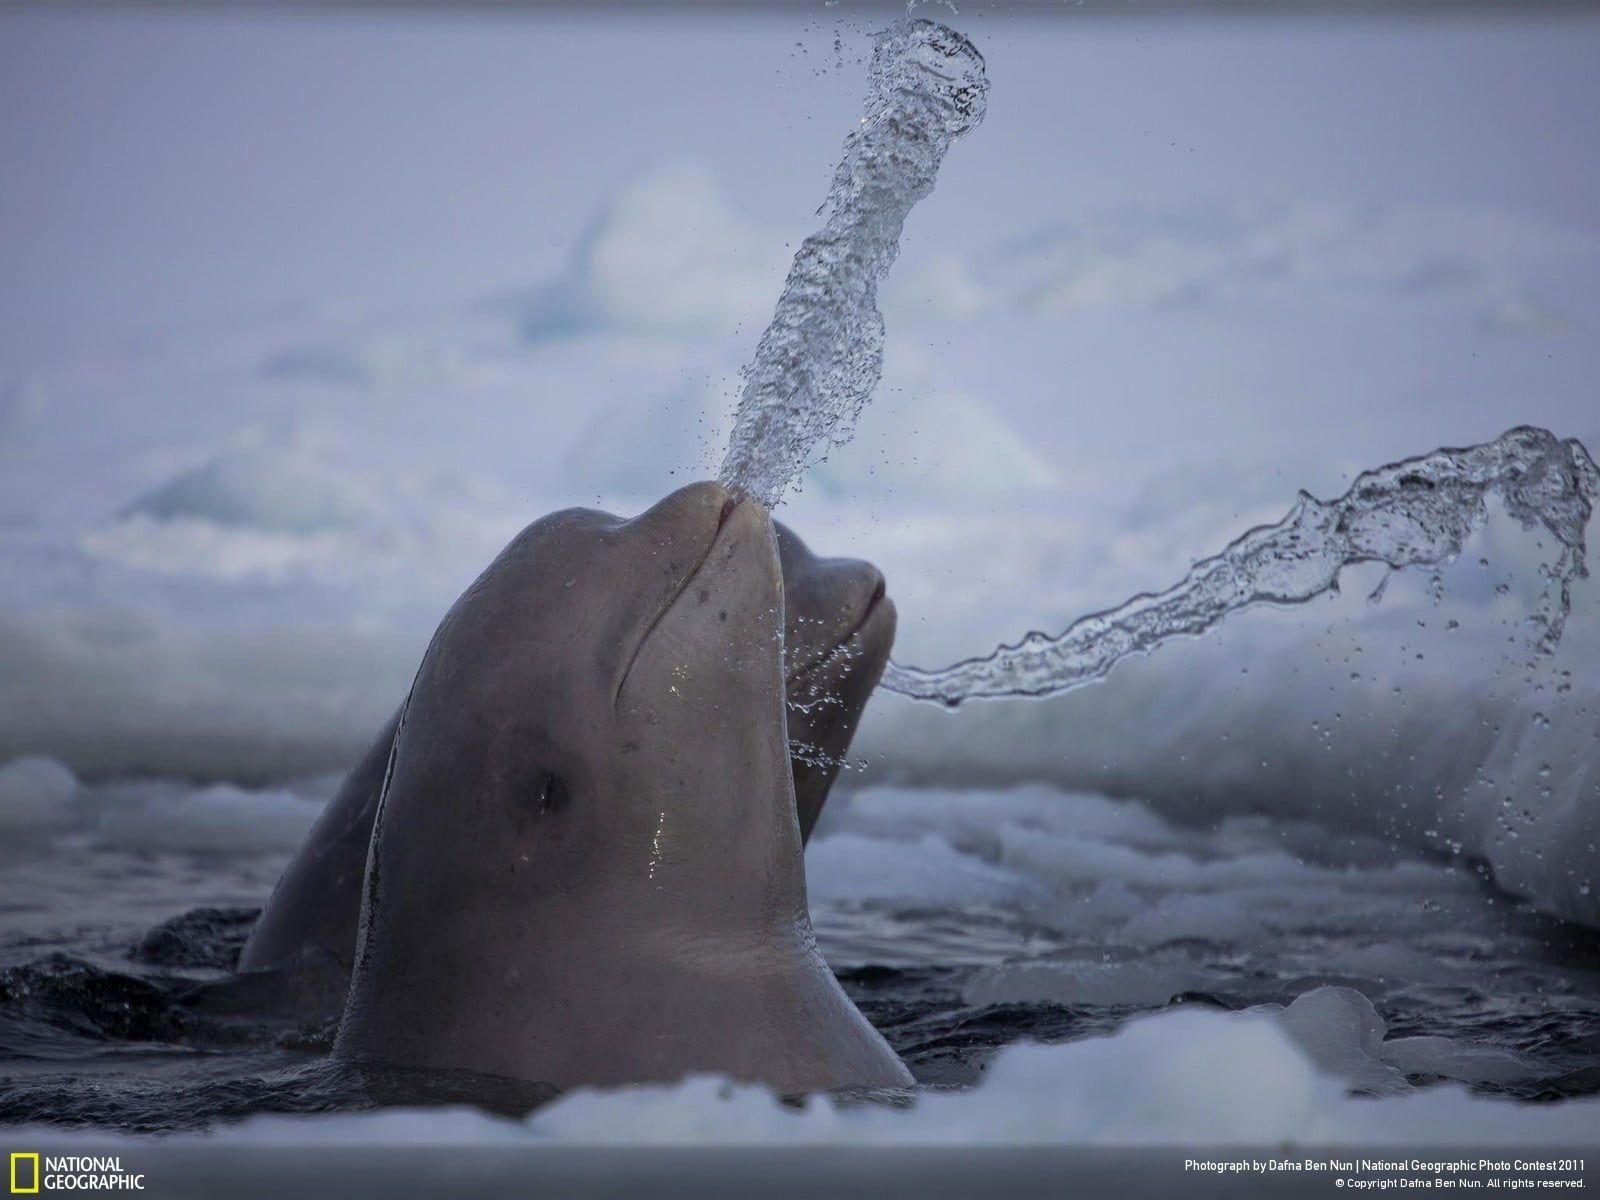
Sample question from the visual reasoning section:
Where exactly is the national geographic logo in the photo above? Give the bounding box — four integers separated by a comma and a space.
8, 1154, 145, 1192
6, 1155, 35, 1196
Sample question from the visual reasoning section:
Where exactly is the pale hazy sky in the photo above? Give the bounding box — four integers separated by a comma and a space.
4, 6, 1597, 366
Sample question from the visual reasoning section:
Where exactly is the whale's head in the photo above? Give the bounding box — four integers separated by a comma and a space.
354, 481, 802, 950
337, 480, 913, 1091
774, 523, 896, 840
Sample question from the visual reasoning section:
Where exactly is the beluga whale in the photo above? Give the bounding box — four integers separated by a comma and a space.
239, 526, 894, 1004
332, 482, 913, 1092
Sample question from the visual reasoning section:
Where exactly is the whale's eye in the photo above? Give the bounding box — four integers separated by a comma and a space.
532, 771, 569, 816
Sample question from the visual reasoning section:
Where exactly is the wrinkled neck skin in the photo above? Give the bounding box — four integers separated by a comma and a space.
334, 489, 910, 1093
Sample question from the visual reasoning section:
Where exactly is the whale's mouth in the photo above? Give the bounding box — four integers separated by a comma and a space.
790, 579, 891, 684
613, 493, 751, 705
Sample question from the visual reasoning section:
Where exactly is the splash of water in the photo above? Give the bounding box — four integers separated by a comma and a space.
884, 427, 1600, 706
718, 19, 989, 507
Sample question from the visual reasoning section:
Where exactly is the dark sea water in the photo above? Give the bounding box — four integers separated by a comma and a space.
3, 778, 1598, 1135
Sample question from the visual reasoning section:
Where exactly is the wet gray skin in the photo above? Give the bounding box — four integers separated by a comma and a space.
332, 482, 912, 1091
239, 519, 893, 997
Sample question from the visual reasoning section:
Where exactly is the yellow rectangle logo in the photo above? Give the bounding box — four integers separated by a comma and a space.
9, 1153, 40, 1195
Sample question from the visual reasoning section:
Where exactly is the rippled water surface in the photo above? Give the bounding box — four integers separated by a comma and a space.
3, 777, 1598, 1133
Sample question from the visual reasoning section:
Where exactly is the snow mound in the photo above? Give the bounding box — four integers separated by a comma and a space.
859, 597, 1600, 930
563, 383, 730, 498
0, 755, 325, 855
562, 377, 1059, 502
117, 444, 373, 536
516, 162, 789, 340
806, 385, 1061, 500
891, 202, 1598, 329
1251, 986, 1545, 1093
0, 754, 79, 837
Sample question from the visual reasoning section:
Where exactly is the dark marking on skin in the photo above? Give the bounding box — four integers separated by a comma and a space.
533, 772, 569, 816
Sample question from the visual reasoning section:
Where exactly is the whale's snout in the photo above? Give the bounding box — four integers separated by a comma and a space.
689, 487, 781, 613
615, 482, 781, 708
628, 480, 768, 566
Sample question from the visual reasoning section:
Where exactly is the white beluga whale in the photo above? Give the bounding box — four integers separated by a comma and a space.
332, 482, 912, 1092
240, 522, 895, 1001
